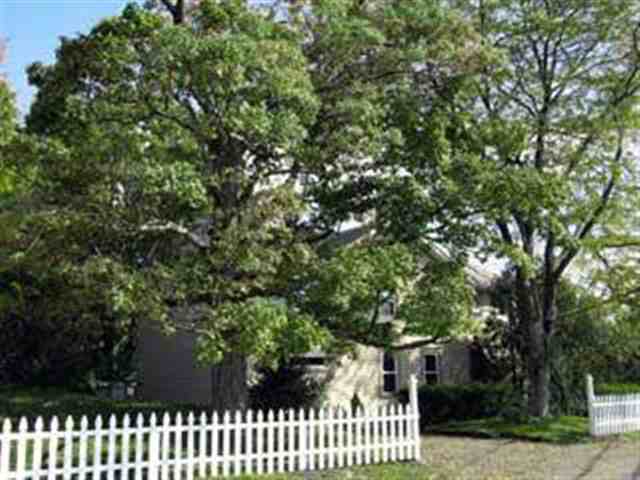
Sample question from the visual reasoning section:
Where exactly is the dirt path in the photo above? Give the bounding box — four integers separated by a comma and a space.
424, 435, 640, 479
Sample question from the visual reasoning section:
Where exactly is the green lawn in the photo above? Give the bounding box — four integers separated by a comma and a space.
429, 415, 640, 444
222, 463, 437, 480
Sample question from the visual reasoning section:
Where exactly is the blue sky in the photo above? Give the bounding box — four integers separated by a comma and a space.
2, 0, 131, 116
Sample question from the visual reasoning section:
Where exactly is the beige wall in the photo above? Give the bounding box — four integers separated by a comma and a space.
138, 323, 213, 405
315, 341, 472, 408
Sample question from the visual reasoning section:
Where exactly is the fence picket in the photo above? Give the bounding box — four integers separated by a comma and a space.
245, 410, 253, 475
121, 414, 130, 480
211, 412, 219, 477
148, 413, 159, 480
187, 413, 195, 480
234, 410, 242, 476
106, 415, 117, 480
78, 416, 89, 480
256, 410, 263, 475
33, 418, 44, 479
63, 416, 74, 480
277, 409, 285, 473
307, 408, 315, 472
49, 417, 60, 480
16, 418, 27, 480
134, 414, 144, 480
175, 413, 184, 478
1, 382, 420, 479
91, 416, 101, 480
287, 409, 295, 472
266, 410, 275, 474
0, 419, 11, 480
198, 413, 207, 478
297, 408, 306, 472
161, 413, 171, 480
222, 412, 230, 477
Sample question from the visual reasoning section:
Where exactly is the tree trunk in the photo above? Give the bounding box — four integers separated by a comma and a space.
210, 352, 248, 412
526, 317, 549, 417
514, 271, 556, 417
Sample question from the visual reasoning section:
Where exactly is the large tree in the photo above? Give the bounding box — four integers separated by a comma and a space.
370, 0, 640, 416
18, 1, 479, 408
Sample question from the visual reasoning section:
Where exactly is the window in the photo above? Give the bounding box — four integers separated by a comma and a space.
382, 352, 397, 393
379, 292, 396, 317
424, 354, 440, 385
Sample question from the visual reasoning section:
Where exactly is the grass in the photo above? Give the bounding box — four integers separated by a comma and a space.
429, 415, 640, 444
223, 463, 440, 480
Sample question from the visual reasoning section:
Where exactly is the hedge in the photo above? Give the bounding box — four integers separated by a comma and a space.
595, 383, 640, 395
399, 383, 516, 432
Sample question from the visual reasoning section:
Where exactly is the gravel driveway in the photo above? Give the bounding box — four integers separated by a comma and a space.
424, 435, 640, 479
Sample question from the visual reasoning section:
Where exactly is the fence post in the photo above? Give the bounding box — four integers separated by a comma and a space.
0, 419, 11, 479
408, 375, 422, 462
586, 374, 596, 436
148, 414, 160, 480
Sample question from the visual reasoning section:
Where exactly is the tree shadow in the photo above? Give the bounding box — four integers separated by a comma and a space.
459, 439, 516, 469
573, 440, 614, 480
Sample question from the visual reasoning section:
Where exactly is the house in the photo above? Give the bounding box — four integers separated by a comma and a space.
137, 228, 495, 406
286, 267, 494, 407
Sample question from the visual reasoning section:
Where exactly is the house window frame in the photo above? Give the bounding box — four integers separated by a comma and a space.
381, 351, 398, 395
379, 291, 397, 318
423, 353, 440, 385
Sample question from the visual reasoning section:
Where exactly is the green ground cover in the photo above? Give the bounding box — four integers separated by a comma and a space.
429, 416, 640, 444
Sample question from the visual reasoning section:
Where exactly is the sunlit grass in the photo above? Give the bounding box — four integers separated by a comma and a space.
429, 415, 640, 444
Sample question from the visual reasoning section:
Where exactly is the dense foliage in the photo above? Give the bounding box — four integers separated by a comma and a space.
1, 1, 480, 400
249, 363, 325, 412
385, 0, 640, 416
399, 383, 516, 432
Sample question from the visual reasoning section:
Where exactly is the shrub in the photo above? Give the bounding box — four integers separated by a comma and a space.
249, 364, 325, 412
399, 383, 517, 432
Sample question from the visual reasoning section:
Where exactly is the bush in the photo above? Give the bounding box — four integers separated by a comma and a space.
249, 364, 325, 412
596, 383, 640, 395
399, 383, 517, 432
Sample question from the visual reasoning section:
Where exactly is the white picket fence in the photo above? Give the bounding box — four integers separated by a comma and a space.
0, 376, 421, 479
586, 374, 640, 436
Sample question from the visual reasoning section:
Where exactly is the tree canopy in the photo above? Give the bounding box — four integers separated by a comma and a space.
2, 1, 482, 400
375, 0, 640, 416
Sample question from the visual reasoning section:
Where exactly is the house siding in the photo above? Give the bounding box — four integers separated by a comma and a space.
137, 323, 213, 405
316, 341, 471, 408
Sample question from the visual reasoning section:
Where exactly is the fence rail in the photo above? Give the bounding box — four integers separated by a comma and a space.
586, 374, 640, 436
0, 376, 421, 479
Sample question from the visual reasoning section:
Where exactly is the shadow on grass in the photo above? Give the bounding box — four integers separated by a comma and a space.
428, 416, 591, 445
